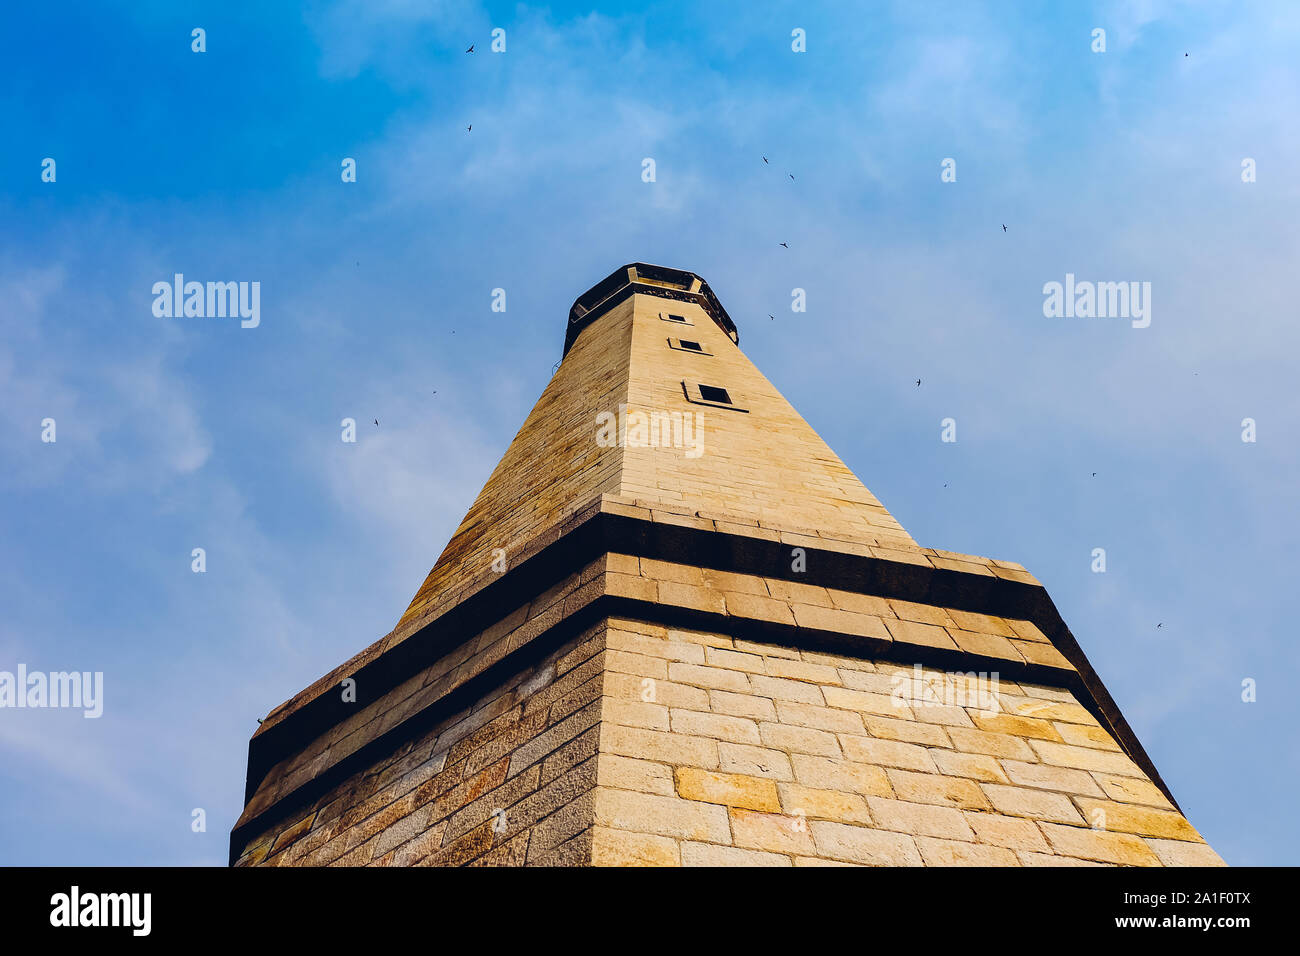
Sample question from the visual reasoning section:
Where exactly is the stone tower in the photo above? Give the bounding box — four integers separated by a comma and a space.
231, 263, 1222, 867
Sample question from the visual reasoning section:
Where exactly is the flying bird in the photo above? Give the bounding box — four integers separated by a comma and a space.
779, 242, 789, 248
1002, 224, 1007, 232
788, 173, 795, 180
467, 125, 472, 132
1157, 623, 1164, 628
1092, 472, 1097, 477
373, 419, 379, 427
762, 156, 769, 164
466, 44, 475, 53
915, 379, 921, 387
768, 314, 774, 321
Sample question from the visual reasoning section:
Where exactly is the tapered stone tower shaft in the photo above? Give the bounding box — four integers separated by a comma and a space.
232, 264, 1221, 867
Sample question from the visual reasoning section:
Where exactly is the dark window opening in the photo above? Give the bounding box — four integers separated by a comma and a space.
698, 384, 732, 405
678, 340, 703, 352
664, 313, 687, 323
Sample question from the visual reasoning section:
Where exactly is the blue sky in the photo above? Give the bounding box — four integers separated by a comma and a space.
2, 0, 1296, 865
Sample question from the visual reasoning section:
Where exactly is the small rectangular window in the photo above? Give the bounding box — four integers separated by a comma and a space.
683, 380, 748, 412
668, 337, 711, 355
659, 311, 693, 326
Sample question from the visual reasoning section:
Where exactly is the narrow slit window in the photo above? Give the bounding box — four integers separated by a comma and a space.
668, 336, 711, 355
670, 335, 712, 356
659, 311, 693, 326
682, 380, 746, 411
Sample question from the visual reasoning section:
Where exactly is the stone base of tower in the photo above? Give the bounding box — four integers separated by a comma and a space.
234, 622, 606, 867
231, 499, 1223, 867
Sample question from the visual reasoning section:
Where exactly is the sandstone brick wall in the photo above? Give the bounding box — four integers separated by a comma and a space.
622, 293, 917, 549
239, 551, 621, 823
402, 284, 923, 633
237, 611, 1221, 866
234, 623, 606, 867
399, 299, 635, 630
589, 618, 1222, 867
595, 552, 1072, 673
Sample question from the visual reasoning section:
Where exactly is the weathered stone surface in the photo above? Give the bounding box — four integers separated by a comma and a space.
964, 812, 1050, 853
916, 837, 1019, 866
729, 808, 816, 855
674, 768, 781, 812
1039, 823, 1162, 866
681, 842, 791, 866
593, 788, 731, 843
810, 821, 923, 866
590, 827, 681, 866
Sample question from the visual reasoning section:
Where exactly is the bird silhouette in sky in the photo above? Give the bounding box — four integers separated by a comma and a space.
467, 124, 472, 132
768, 314, 774, 321
779, 242, 789, 248
762, 156, 769, 164
1002, 224, 1007, 232
466, 44, 475, 53
1157, 623, 1164, 628
373, 419, 379, 427
788, 173, 795, 180
915, 379, 921, 387
1092, 472, 1097, 477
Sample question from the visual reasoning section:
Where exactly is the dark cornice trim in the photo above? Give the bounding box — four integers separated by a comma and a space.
233, 509, 1178, 862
